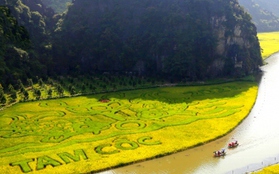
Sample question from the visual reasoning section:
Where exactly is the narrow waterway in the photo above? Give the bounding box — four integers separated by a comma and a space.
97, 53, 279, 174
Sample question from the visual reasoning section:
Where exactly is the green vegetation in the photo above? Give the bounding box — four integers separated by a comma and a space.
0, 1, 56, 85
0, 81, 258, 173
258, 31, 279, 59
0, 74, 170, 109
0, 0, 262, 87
0, 6, 34, 85
53, 0, 262, 79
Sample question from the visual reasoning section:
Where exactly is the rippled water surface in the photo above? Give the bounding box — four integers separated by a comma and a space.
98, 53, 279, 174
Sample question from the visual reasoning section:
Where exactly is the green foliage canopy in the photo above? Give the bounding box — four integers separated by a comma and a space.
52, 0, 262, 80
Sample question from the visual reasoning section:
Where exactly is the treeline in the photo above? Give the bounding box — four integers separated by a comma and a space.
0, 73, 170, 107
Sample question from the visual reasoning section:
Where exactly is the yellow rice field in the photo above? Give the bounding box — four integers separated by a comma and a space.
258, 31, 279, 59
0, 82, 258, 173
253, 165, 279, 174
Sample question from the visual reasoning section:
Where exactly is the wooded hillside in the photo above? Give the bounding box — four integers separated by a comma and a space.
0, 0, 263, 87
53, 0, 262, 80
38, 0, 279, 32
0, 6, 38, 85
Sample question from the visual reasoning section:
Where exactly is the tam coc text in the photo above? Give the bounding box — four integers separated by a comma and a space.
9, 136, 161, 173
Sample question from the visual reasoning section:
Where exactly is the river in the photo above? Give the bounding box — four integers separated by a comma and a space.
97, 53, 279, 174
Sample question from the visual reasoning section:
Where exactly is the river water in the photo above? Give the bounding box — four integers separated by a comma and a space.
97, 53, 279, 174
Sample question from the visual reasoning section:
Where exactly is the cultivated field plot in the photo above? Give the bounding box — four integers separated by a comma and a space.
258, 31, 279, 59
0, 82, 257, 174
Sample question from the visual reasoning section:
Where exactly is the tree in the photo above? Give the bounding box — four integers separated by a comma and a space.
34, 89, 41, 99
38, 78, 44, 87
0, 84, 6, 104
47, 89, 52, 98
11, 90, 17, 101
57, 84, 64, 96
23, 90, 29, 100
17, 79, 25, 92
1, 95, 6, 104
0, 84, 4, 98
47, 78, 54, 85
27, 78, 34, 88
69, 85, 76, 95
81, 83, 86, 92
8, 84, 14, 93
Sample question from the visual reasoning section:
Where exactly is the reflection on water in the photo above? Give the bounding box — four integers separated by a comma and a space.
97, 53, 279, 174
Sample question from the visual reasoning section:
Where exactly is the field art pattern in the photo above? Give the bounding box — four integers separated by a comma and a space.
0, 82, 257, 173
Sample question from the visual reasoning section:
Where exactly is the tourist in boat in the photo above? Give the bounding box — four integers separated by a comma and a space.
214, 151, 218, 156
228, 139, 238, 147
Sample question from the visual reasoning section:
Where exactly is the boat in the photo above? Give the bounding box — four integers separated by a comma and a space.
213, 149, 226, 157
228, 141, 239, 148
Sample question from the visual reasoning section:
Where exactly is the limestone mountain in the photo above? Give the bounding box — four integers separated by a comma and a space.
53, 0, 262, 80
238, 0, 279, 32
0, 0, 263, 85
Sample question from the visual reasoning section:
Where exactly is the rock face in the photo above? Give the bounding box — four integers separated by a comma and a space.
209, 1, 262, 77
53, 0, 262, 80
